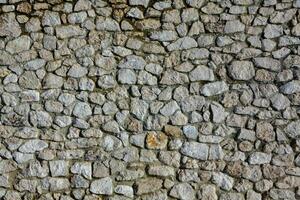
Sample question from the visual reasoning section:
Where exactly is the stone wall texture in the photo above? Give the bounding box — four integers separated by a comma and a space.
1, 0, 300, 199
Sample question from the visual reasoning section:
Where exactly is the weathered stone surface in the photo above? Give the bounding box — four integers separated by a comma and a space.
253, 57, 281, 71
212, 172, 234, 191
180, 142, 209, 160
90, 177, 113, 195
201, 81, 229, 96
146, 131, 168, 150
134, 178, 163, 195
19, 139, 48, 153
6, 36, 31, 54
170, 183, 195, 200
118, 55, 146, 70
285, 120, 300, 138
248, 152, 271, 165
56, 25, 85, 39
224, 20, 245, 33
0, 13, 21, 37
43, 73, 64, 89
228, 61, 255, 80
167, 37, 198, 51
118, 69, 136, 84
0, 2, 300, 199
189, 65, 215, 81
73, 102, 92, 118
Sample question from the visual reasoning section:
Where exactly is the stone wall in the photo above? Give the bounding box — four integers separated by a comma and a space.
0, 0, 300, 199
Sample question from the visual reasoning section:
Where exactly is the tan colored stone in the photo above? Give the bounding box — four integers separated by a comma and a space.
146, 131, 168, 149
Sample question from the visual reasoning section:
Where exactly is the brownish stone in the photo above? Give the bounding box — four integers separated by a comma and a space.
17, 2, 32, 14
146, 131, 168, 150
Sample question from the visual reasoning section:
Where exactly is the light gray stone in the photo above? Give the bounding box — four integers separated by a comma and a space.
42, 11, 61, 26
167, 37, 198, 51
96, 17, 120, 31
180, 141, 208, 160
212, 172, 234, 191
118, 55, 146, 70
73, 102, 92, 118
189, 65, 214, 81
6, 35, 31, 54
150, 30, 178, 41
90, 177, 113, 195
270, 93, 290, 110
49, 160, 69, 177
228, 61, 255, 80
24, 59, 46, 70
19, 139, 48, 153
118, 69, 136, 84
224, 20, 245, 33
170, 183, 195, 200
249, 152, 272, 165
201, 81, 229, 96
71, 162, 92, 179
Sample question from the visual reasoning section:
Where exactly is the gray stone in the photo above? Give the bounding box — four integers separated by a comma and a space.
211, 102, 228, 123
71, 162, 92, 179
180, 141, 208, 160
148, 165, 175, 177
68, 65, 88, 78
160, 101, 180, 117
249, 152, 272, 165
19, 139, 48, 153
182, 8, 199, 22
56, 25, 85, 39
96, 17, 120, 31
264, 24, 283, 38
167, 37, 198, 51
49, 160, 69, 177
150, 30, 178, 41
212, 172, 234, 191
270, 93, 290, 110
43, 73, 64, 89
6, 35, 31, 54
90, 177, 113, 195
160, 70, 189, 85
30, 111, 53, 128
129, 0, 149, 7
24, 59, 46, 70
270, 9, 297, 24
131, 98, 149, 120
201, 81, 229, 96
19, 71, 41, 89
183, 125, 198, 139
189, 65, 214, 81
42, 11, 61, 26
280, 80, 300, 94
224, 20, 245, 33
74, 0, 91, 11
186, 0, 205, 7
0, 13, 21, 37
114, 185, 134, 198
127, 7, 144, 19
135, 178, 163, 195
170, 183, 195, 200
73, 102, 92, 118
137, 70, 157, 85
253, 57, 281, 71
285, 120, 300, 138
118, 55, 146, 70
228, 61, 255, 80
0, 160, 17, 174
118, 69, 136, 84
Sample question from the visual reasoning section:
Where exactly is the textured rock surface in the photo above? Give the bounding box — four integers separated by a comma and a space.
0, 1, 299, 199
